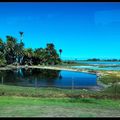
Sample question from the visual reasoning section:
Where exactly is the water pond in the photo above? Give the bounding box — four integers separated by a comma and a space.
0, 68, 101, 90
77, 61, 120, 66
72, 66, 120, 71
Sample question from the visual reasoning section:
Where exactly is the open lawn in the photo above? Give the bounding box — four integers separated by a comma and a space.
0, 96, 120, 117
0, 84, 120, 117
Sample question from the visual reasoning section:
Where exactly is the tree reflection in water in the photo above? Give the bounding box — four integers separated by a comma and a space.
0, 68, 61, 87
59, 73, 62, 79
0, 68, 98, 90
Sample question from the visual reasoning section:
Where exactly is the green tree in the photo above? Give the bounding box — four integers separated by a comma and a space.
0, 38, 5, 53
0, 38, 6, 66
0, 34, 62, 66
5, 36, 17, 64
23, 48, 34, 65
59, 49, 62, 56
19, 31, 24, 43
0, 51, 6, 66
45, 43, 61, 65
15, 42, 24, 64
34, 48, 44, 65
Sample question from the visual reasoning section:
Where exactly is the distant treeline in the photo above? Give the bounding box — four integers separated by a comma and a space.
86, 58, 120, 62
66, 58, 120, 62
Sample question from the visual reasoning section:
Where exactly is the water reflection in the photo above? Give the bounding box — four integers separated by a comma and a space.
59, 73, 62, 79
0, 69, 60, 87
0, 68, 98, 89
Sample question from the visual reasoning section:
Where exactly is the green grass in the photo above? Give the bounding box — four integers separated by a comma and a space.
99, 74, 120, 85
0, 84, 96, 98
0, 84, 120, 100
101, 84, 120, 94
0, 84, 120, 99
0, 96, 120, 117
0, 84, 120, 117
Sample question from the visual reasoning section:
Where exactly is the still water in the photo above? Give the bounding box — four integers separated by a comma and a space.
77, 61, 120, 66
72, 66, 120, 71
0, 68, 99, 90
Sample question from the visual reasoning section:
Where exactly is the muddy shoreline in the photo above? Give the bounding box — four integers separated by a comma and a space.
0, 65, 99, 75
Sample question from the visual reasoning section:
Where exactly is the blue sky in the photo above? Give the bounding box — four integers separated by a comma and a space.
0, 2, 120, 60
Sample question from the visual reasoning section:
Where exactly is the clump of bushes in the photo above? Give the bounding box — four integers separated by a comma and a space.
0, 52, 6, 67
99, 74, 120, 85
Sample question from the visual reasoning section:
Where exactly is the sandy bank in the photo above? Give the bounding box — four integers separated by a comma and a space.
0, 65, 97, 75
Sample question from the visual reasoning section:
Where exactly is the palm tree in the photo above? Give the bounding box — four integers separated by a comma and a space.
19, 31, 24, 43
0, 38, 4, 52
23, 48, 33, 65
15, 42, 24, 65
0, 51, 6, 66
46, 43, 61, 65
5, 36, 17, 64
0, 38, 3, 46
59, 49, 62, 56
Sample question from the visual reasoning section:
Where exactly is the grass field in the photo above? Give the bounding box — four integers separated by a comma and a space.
0, 96, 120, 117
0, 84, 120, 99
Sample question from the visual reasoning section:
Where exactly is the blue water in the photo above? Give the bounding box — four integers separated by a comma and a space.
0, 68, 98, 89
77, 61, 120, 66
54, 71, 97, 88
72, 61, 120, 71
72, 66, 120, 71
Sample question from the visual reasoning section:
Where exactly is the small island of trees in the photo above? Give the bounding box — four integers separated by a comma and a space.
0, 32, 62, 66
